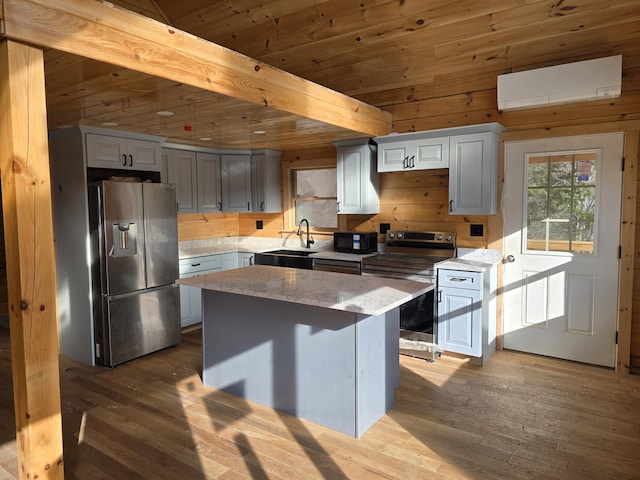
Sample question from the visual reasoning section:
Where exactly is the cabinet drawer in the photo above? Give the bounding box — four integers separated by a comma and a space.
179, 255, 222, 276
438, 270, 481, 290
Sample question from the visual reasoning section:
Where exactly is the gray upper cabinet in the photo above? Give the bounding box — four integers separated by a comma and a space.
448, 131, 500, 215
376, 135, 449, 172
196, 152, 222, 213
220, 154, 252, 212
375, 123, 503, 215
335, 139, 379, 215
87, 133, 162, 171
163, 146, 281, 214
164, 148, 198, 214
251, 151, 282, 213
163, 148, 222, 214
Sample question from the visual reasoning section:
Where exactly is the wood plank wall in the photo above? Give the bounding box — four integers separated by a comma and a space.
177, 55, 640, 372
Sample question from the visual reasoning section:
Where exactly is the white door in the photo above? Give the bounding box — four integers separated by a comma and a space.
503, 133, 624, 367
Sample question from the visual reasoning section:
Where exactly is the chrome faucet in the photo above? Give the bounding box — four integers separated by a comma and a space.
297, 218, 314, 249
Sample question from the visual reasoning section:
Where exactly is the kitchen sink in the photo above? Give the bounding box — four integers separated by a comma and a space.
263, 249, 313, 256
254, 249, 314, 269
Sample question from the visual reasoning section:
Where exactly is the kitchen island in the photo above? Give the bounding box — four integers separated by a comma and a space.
178, 265, 433, 438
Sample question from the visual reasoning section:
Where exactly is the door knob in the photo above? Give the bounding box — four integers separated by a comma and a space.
505, 254, 516, 263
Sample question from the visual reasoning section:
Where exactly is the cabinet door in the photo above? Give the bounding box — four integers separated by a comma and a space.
251, 154, 266, 212
86, 134, 161, 171
337, 144, 379, 214
239, 252, 254, 267
220, 155, 252, 212
179, 255, 222, 327
197, 152, 222, 213
377, 142, 411, 172
377, 137, 449, 171
165, 149, 197, 214
220, 252, 238, 270
86, 133, 128, 169
127, 138, 161, 171
414, 137, 449, 169
250, 153, 282, 213
449, 132, 497, 215
437, 270, 482, 357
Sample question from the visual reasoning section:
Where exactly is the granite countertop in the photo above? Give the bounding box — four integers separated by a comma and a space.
435, 258, 493, 272
177, 264, 433, 316
435, 248, 501, 272
179, 240, 378, 263
179, 244, 245, 258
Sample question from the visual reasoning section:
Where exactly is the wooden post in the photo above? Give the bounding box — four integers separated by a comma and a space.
0, 39, 64, 479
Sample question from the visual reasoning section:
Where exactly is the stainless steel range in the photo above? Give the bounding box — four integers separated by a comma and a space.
362, 230, 456, 361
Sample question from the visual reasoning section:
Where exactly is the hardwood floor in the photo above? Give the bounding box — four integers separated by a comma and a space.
2, 325, 640, 479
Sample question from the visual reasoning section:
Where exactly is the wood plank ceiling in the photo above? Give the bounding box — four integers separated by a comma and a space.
44, 0, 640, 150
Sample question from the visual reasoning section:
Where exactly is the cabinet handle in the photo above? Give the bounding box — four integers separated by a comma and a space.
403, 156, 409, 169
449, 199, 453, 212
261, 201, 265, 211
217, 201, 222, 211
122, 154, 127, 166
409, 155, 415, 168
128, 154, 133, 167
450, 277, 467, 282
247, 202, 250, 211
191, 263, 201, 267
336, 201, 340, 213
250, 255, 254, 265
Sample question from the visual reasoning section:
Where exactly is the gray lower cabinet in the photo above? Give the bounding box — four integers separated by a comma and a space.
178, 252, 248, 327
238, 252, 255, 267
179, 255, 223, 328
437, 266, 496, 365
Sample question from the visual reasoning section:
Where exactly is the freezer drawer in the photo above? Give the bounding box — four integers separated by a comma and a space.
95, 284, 180, 366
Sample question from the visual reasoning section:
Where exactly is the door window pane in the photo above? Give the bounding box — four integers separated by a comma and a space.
525, 151, 598, 254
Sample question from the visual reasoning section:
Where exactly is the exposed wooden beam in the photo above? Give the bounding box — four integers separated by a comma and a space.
1, 0, 392, 137
0, 39, 64, 479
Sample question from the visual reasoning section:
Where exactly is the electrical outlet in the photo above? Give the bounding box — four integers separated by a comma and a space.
256, 220, 263, 230
380, 223, 391, 234
470, 224, 484, 237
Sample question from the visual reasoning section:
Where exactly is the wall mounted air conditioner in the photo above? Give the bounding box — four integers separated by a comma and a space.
497, 55, 622, 111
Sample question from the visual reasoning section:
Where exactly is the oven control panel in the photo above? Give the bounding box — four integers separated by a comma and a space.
386, 230, 455, 245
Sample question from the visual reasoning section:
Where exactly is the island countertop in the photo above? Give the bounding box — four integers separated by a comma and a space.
177, 264, 433, 316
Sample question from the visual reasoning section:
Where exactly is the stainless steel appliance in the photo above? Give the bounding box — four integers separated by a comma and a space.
312, 257, 362, 274
88, 180, 180, 367
362, 230, 456, 361
333, 231, 378, 254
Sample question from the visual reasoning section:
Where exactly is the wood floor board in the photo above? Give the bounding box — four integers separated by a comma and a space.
3, 326, 640, 479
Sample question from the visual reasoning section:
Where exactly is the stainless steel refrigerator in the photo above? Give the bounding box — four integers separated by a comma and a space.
88, 181, 180, 367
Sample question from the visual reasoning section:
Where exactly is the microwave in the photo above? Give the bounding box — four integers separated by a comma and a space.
333, 231, 378, 254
